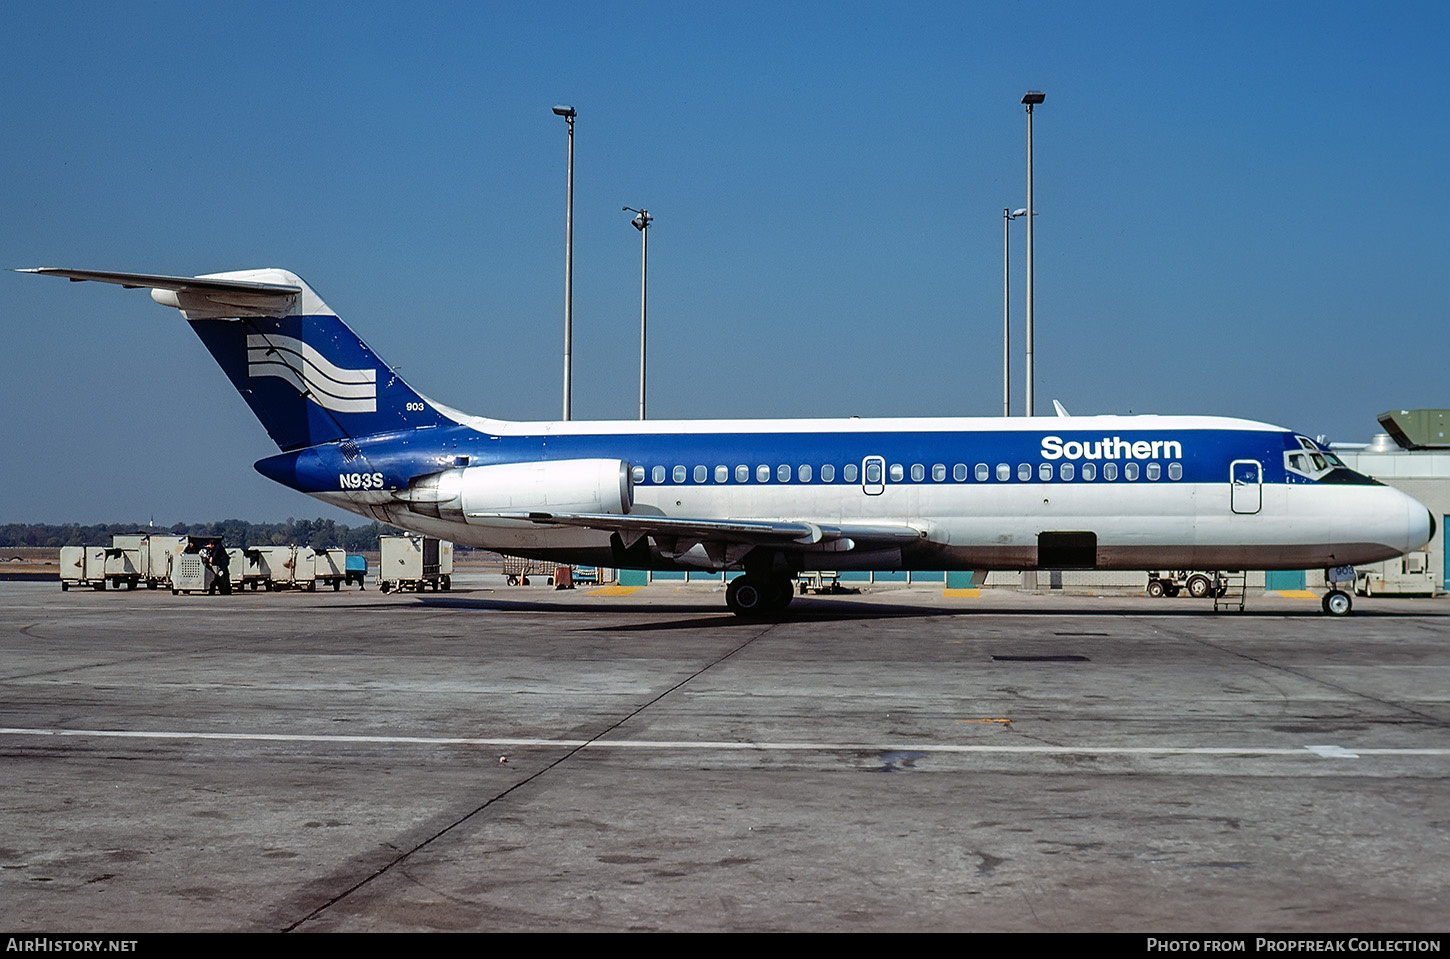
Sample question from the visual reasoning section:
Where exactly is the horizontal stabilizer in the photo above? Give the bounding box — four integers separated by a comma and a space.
16, 267, 318, 318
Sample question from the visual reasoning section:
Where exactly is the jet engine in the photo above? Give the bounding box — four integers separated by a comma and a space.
399, 458, 632, 522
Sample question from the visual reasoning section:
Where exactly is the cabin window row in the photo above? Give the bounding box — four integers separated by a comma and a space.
634, 461, 1185, 484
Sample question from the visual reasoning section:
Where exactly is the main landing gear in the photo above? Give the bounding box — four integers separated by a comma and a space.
725, 575, 795, 618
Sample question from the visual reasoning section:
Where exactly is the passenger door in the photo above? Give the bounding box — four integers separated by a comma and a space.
1230, 459, 1262, 514
862, 455, 885, 496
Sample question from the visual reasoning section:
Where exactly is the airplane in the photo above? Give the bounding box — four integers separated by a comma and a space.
21, 266, 1433, 617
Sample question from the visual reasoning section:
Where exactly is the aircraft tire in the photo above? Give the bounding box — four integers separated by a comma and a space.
1322, 589, 1353, 616
726, 577, 769, 617
768, 576, 794, 611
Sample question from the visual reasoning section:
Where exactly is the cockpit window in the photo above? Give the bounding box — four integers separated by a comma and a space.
1286, 438, 1381, 485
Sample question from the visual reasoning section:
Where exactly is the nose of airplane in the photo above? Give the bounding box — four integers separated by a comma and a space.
1397, 488, 1434, 555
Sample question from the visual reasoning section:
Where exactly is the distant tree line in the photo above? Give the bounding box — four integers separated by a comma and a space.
0, 519, 405, 552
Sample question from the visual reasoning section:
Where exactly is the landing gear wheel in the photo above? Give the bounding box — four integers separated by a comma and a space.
1146, 579, 1165, 598
1322, 589, 1353, 616
1187, 575, 1212, 599
726, 577, 768, 617
768, 576, 795, 611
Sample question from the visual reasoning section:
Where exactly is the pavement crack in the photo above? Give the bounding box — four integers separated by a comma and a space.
280, 621, 780, 932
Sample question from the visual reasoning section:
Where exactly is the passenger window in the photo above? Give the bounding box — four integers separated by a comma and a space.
632, 465, 645, 483
673, 465, 687, 483
1061, 463, 1075, 481
694, 465, 707, 483
652, 465, 666, 484
777, 464, 791, 483
1018, 463, 1031, 481
911, 464, 925, 482
736, 464, 750, 483
1125, 462, 1140, 481
1103, 462, 1118, 481
978, 463, 991, 482
1168, 462, 1182, 481
1038, 463, 1053, 481
844, 463, 859, 483
890, 463, 905, 482
1081, 462, 1096, 481
757, 465, 771, 483
1146, 462, 1161, 481
996, 463, 1010, 481
955, 464, 968, 482
821, 464, 835, 483
799, 464, 812, 483
863, 461, 881, 484
715, 465, 728, 483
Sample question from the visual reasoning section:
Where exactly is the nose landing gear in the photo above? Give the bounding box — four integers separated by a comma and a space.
1322, 589, 1353, 616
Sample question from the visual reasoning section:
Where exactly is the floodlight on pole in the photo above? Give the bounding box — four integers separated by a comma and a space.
1021, 90, 1043, 417
623, 206, 653, 420
554, 105, 577, 420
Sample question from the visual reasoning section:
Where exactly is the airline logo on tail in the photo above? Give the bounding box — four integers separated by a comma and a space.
246, 334, 377, 413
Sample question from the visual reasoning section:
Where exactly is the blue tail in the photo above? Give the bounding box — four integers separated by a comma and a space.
190, 306, 448, 451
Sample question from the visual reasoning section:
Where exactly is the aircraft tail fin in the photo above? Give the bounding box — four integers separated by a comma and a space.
20, 267, 450, 451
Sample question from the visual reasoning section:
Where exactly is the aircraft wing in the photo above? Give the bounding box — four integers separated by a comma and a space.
477, 510, 925, 564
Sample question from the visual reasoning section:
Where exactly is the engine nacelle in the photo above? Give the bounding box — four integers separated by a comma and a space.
400, 458, 632, 522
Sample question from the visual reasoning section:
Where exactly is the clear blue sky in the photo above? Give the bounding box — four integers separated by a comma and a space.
3, 1, 1447, 524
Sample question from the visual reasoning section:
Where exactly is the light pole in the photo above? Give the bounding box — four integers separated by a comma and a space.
623, 206, 652, 420
1003, 207, 1026, 417
1021, 90, 1044, 417
553, 104, 576, 420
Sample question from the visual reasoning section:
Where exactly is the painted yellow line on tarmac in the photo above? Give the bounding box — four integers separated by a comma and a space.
591, 585, 642, 596
943, 587, 981, 598
1277, 590, 1319, 599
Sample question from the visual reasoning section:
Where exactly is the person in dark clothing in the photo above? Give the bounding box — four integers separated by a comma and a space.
207, 542, 232, 595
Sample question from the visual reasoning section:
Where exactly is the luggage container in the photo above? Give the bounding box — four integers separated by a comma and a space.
59, 546, 109, 590
284, 546, 342, 591
238, 545, 298, 590
378, 535, 453, 592
345, 554, 367, 587
102, 534, 150, 590
169, 536, 228, 594
145, 535, 189, 589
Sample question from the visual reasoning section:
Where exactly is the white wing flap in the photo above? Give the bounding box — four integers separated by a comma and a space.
477, 510, 926, 553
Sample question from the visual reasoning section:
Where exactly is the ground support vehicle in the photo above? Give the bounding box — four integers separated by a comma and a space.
1146, 570, 1228, 599
1356, 551, 1437, 597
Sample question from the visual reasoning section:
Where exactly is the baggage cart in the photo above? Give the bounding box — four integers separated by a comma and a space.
378, 536, 454, 592
501, 553, 558, 586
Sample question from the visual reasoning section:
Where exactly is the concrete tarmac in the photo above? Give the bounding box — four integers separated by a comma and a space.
2, 577, 1447, 932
